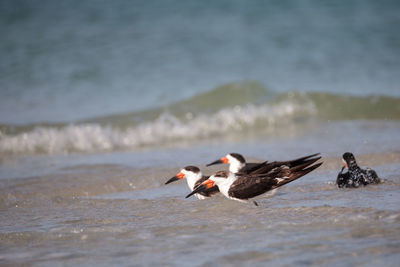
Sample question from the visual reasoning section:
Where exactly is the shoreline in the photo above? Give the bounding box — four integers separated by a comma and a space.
1, 151, 399, 206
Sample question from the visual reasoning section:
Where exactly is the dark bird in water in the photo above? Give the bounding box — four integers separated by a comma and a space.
336, 152, 381, 188
188, 156, 323, 206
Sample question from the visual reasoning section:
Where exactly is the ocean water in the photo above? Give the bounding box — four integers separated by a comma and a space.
1, 1, 400, 266
1, 0, 400, 125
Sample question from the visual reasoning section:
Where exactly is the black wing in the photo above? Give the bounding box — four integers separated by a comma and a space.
249, 153, 321, 175
238, 161, 268, 174
230, 160, 322, 199
336, 170, 350, 188
365, 168, 381, 184
228, 175, 278, 199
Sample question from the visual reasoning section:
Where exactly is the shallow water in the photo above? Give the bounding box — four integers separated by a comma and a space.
1, 120, 400, 266
1, 168, 399, 266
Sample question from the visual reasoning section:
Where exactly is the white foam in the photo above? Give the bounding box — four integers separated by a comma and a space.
0, 101, 316, 155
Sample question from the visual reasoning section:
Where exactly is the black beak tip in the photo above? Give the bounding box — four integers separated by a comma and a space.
206, 159, 222, 167
165, 176, 179, 185
185, 185, 206, 198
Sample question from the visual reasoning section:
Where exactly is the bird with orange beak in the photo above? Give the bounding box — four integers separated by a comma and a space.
206, 153, 267, 174
165, 166, 219, 199
188, 156, 322, 206
207, 152, 321, 175
336, 152, 381, 188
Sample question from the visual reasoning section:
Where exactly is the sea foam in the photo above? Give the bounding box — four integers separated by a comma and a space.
0, 101, 315, 156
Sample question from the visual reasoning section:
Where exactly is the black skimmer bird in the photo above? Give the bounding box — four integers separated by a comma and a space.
207, 152, 321, 175
206, 153, 266, 174
187, 157, 322, 205
165, 166, 219, 199
336, 152, 381, 188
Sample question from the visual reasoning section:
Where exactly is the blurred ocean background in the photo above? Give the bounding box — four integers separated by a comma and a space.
1, 0, 400, 156
1, 1, 400, 266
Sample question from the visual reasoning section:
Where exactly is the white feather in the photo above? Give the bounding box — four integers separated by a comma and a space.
227, 154, 245, 174
181, 169, 205, 200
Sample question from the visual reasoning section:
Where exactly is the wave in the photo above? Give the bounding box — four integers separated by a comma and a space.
1, 82, 400, 156
0, 101, 315, 155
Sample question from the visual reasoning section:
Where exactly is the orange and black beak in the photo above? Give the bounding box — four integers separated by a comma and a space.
340, 159, 347, 172
206, 156, 229, 167
185, 179, 215, 198
165, 172, 185, 184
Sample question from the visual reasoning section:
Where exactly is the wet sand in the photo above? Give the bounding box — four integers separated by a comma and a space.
1, 150, 399, 266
